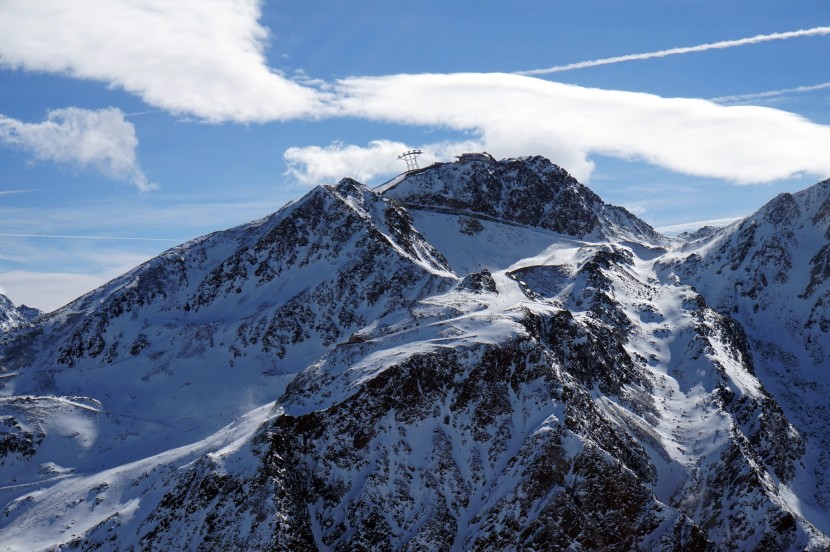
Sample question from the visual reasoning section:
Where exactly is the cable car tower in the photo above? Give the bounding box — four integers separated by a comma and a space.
398, 149, 422, 172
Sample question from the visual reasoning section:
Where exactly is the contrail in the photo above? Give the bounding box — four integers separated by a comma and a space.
711, 82, 830, 103
516, 26, 830, 76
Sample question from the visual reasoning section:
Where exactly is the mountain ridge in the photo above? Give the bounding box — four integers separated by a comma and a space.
1, 156, 829, 550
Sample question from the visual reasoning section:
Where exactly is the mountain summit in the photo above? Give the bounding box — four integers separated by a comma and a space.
0, 293, 40, 335
1, 156, 828, 550
382, 155, 664, 244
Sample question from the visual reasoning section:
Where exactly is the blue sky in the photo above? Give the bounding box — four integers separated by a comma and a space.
0, 0, 829, 311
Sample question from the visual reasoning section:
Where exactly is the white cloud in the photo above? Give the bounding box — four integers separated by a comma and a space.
0, 0, 323, 123
324, 73, 830, 184
0, 107, 155, 191
3, 1, 830, 187
284, 138, 483, 186
517, 26, 830, 75
285, 140, 409, 186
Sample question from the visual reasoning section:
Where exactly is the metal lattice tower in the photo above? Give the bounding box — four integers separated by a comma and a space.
398, 149, 423, 171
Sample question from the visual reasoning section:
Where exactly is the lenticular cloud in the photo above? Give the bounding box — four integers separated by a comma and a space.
302, 72, 830, 185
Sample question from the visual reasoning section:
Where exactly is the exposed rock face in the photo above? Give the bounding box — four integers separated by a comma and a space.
458, 269, 498, 294
383, 156, 666, 244
1, 157, 829, 551
0, 411, 44, 459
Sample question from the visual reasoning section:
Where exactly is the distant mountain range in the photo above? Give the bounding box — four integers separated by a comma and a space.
1, 156, 828, 550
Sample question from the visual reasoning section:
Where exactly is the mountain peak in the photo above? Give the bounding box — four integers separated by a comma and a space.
381, 154, 664, 244
0, 293, 41, 334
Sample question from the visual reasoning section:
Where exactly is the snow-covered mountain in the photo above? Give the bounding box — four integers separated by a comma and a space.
0, 177, 452, 491
0, 294, 40, 335
1, 156, 828, 551
660, 178, 830, 539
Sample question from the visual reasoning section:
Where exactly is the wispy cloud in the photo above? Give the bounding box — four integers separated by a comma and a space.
711, 82, 830, 104
0, 192, 294, 310
657, 216, 745, 235
0, 196, 279, 242
0, 107, 156, 191
0, 0, 324, 123
516, 27, 830, 75
0, 233, 177, 242
0, 238, 163, 310
0, 270, 128, 312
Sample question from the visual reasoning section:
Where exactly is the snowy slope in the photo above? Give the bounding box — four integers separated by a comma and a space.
0, 177, 454, 502
660, 178, 830, 538
1, 157, 829, 551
